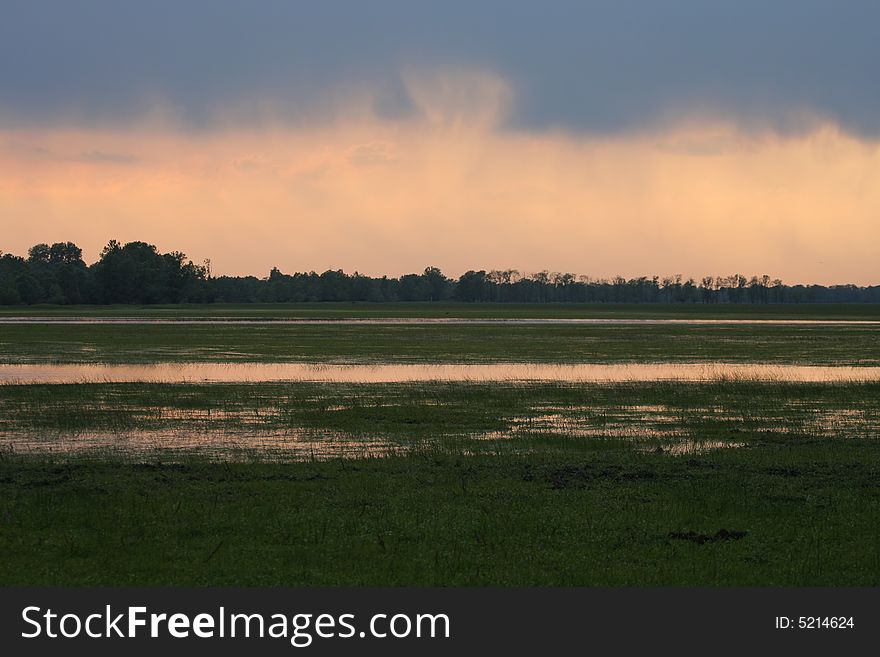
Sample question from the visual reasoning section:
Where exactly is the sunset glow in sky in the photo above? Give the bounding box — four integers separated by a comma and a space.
2, 2, 879, 284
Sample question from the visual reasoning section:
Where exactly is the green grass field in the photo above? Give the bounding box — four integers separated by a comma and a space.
2, 301, 880, 319
1, 305, 879, 585
3, 321, 880, 365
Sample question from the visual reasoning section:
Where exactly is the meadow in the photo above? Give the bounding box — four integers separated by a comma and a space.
1, 304, 879, 585
2, 301, 880, 319
2, 319, 880, 365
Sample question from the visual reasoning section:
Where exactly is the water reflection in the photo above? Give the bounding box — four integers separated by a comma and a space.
0, 428, 394, 460
640, 440, 746, 456
2, 362, 880, 384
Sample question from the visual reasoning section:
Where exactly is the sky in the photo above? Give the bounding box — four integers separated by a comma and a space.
2, 1, 879, 284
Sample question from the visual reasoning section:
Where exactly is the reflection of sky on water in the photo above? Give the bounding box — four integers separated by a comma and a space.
3, 362, 880, 384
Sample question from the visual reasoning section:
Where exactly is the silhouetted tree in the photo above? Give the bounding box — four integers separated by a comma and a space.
1, 240, 879, 305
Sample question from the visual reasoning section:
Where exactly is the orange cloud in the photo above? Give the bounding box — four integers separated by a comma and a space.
2, 70, 879, 284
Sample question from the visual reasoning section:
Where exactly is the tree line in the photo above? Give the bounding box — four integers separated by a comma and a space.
1, 240, 878, 305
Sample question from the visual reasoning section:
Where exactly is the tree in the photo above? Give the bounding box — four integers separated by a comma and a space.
422, 266, 451, 301
93, 240, 206, 303
398, 274, 430, 301
456, 270, 488, 302
27, 244, 51, 263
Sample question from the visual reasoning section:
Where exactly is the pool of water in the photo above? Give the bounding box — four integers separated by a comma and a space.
0, 428, 394, 460
2, 362, 879, 384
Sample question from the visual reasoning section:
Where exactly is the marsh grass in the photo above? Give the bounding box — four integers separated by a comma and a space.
2, 302, 880, 320
2, 307, 879, 586
2, 380, 878, 448
3, 321, 880, 365
2, 430, 879, 586
1, 379, 879, 585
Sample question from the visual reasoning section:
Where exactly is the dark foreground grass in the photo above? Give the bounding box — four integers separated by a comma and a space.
2, 441, 879, 586
1, 381, 879, 586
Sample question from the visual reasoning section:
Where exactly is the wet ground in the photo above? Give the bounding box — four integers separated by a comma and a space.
2, 361, 880, 384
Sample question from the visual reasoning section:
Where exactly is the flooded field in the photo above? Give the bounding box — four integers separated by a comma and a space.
1, 317, 880, 326
3, 311, 878, 462
2, 361, 880, 384
4, 315, 879, 367
0, 316, 880, 326
2, 377, 878, 459
4, 307, 880, 587
0, 427, 394, 460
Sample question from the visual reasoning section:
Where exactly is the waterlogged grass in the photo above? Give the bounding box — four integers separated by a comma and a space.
1, 381, 880, 585
2, 381, 879, 442
3, 302, 880, 320
3, 322, 880, 365
2, 305, 878, 585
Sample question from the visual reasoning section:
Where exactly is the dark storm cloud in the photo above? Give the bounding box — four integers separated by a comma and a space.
2, 0, 878, 135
